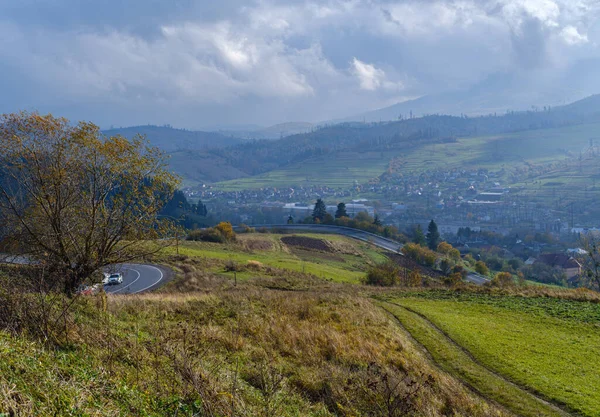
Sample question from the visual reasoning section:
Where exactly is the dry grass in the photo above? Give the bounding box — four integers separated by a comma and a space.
0, 281, 511, 416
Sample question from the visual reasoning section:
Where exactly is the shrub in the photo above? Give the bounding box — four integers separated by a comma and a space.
507, 258, 523, 271
491, 272, 514, 287
238, 224, 255, 233
364, 262, 400, 286
401, 243, 437, 267
475, 261, 489, 276
187, 228, 226, 243
452, 265, 468, 278
401, 270, 422, 287
443, 272, 463, 287
215, 222, 237, 241
437, 242, 453, 255
224, 260, 239, 272
246, 260, 263, 270
439, 258, 455, 275
485, 256, 504, 271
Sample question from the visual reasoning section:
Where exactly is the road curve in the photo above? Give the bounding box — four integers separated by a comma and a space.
242, 224, 490, 285
238, 224, 403, 253
103, 263, 169, 295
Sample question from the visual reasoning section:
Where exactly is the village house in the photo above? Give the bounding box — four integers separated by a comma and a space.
533, 253, 582, 279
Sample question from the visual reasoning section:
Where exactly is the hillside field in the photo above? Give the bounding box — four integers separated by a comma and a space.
380, 291, 600, 416
160, 233, 389, 284
214, 122, 600, 191
3, 232, 600, 416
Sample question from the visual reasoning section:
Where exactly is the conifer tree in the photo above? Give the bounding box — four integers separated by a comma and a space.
335, 202, 348, 219
312, 199, 327, 223
426, 219, 441, 251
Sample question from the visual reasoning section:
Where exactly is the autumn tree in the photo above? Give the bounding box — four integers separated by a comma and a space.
491, 272, 514, 287
0, 112, 180, 295
475, 261, 490, 276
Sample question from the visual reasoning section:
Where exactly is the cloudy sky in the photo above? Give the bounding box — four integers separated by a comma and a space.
0, 0, 599, 128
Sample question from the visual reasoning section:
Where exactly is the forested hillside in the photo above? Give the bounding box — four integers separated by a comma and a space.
103, 125, 246, 152
167, 94, 600, 185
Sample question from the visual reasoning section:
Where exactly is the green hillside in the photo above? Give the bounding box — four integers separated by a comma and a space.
216, 122, 600, 190
4, 232, 600, 416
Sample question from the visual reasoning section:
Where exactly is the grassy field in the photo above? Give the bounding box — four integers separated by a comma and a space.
216, 150, 392, 190
381, 291, 600, 416
161, 233, 388, 284
215, 122, 600, 191
0, 286, 508, 416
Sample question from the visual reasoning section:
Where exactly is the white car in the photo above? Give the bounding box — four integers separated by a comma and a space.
106, 272, 123, 285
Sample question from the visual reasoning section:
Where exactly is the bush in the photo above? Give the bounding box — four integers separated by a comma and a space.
188, 222, 237, 243
224, 260, 239, 272
400, 270, 422, 287
452, 265, 467, 278
187, 228, 226, 243
439, 258, 455, 275
507, 258, 523, 271
238, 224, 255, 233
364, 262, 400, 286
521, 263, 567, 286
491, 272, 514, 287
401, 243, 437, 267
215, 222, 237, 241
485, 256, 504, 271
475, 261, 489, 276
443, 272, 463, 287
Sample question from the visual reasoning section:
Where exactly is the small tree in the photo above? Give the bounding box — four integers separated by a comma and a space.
426, 220, 440, 251
364, 261, 400, 286
373, 214, 382, 226
215, 222, 237, 242
287, 215, 294, 224
491, 272, 514, 287
312, 198, 327, 223
412, 225, 426, 246
475, 261, 489, 276
0, 112, 179, 295
335, 202, 348, 219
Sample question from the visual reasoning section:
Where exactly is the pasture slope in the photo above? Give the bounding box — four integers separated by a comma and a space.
379, 291, 600, 417
215, 122, 600, 191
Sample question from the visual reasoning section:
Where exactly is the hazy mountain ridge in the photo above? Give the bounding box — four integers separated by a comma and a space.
341, 70, 600, 123
217, 121, 315, 140
107, 94, 600, 186
188, 94, 600, 181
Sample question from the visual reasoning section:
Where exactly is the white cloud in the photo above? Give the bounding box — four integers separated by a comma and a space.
0, 0, 599, 126
560, 25, 589, 45
351, 58, 403, 92
352, 58, 385, 90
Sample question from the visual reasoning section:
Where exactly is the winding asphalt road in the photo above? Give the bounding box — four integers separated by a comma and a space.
102, 263, 168, 294
241, 224, 490, 285
238, 224, 404, 253
0, 255, 169, 294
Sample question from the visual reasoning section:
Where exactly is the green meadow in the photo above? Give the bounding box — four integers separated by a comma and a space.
161, 233, 388, 284
381, 291, 600, 416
